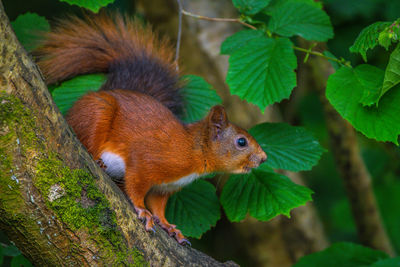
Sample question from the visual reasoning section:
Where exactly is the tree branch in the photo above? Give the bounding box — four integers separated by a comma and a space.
0, 1, 236, 265
180, 9, 256, 30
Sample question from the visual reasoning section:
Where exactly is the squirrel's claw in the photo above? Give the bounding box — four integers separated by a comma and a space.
96, 159, 107, 170
135, 207, 155, 233
179, 238, 191, 247
152, 216, 189, 245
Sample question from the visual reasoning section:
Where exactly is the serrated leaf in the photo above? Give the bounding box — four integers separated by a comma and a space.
220, 164, 313, 222
350, 22, 391, 62
380, 43, 400, 102
378, 31, 392, 50
52, 74, 106, 115
11, 13, 50, 51
220, 30, 265, 55
371, 257, 400, 267
293, 242, 389, 267
165, 180, 220, 238
326, 65, 400, 144
249, 123, 324, 171
232, 0, 272, 15
226, 36, 297, 111
268, 0, 333, 41
59, 0, 115, 12
180, 75, 222, 123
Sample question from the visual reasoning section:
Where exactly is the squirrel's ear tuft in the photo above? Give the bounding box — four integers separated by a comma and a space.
208, 105, 228, 139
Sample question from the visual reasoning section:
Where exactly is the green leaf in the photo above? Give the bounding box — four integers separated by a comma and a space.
180, 75, 222, 123
226, 36, 297, 111
0, 246, 3, 266
166, 180, 221, 238
292, 0, 322, 8
220, 30, 265, 55
371, 257, 400, 267
378, 31, 392, 50
268, 0, 333, 41
11, 13, 50, 51
357, 64, 385, 107
232, 0, 272, 15
2, 245, 21, 257
380, 43, 400, 102
293, 242, 389, 267
349, 22, 391, 62
326, 65, 400, 144
11, 254, 33, 267
52, 74, 106, 115
249, 123, 325, 171
220, 164, 313, 222
59, 0, 115, 12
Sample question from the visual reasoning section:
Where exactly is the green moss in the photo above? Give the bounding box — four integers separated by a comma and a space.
35, 155, 146, 265
0, 93, 29, 214
0, 92, 37, 150
0, 92, 147, 266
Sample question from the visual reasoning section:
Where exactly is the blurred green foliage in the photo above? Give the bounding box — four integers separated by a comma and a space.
300, 0, 400, 255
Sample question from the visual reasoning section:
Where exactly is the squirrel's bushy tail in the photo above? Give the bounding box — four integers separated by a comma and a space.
34, 12, 182, 113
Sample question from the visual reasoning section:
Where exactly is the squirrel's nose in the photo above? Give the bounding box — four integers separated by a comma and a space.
259, 152, 267, 164
260, 157, 266, 164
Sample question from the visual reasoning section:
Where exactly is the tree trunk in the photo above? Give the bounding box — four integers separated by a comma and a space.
0, 2, 236, 266
309, 53, 395, 256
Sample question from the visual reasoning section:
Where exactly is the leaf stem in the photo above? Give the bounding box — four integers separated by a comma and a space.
179, 7, 351, 67
293, 46, 352, 67
181, 9, 257, 30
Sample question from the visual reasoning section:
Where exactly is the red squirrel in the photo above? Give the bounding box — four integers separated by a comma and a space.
34, 13, 267, 245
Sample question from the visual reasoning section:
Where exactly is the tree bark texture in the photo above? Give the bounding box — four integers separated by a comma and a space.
137, 0, 329, 265
309, 55, 395, 256
0, 1, 237, 266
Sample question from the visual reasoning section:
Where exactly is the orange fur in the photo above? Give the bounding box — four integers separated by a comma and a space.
36, 13, 267, 244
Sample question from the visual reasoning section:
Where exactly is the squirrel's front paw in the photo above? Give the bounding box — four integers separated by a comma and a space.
135, 207, 156, 233
153, 218, 190, 246
170, 228, 191, 246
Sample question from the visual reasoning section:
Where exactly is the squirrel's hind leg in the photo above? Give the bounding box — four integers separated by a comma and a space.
146, 192, 190, 245
124, 168, 156, 232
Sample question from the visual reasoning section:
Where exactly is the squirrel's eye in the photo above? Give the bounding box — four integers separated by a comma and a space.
237, 137, 247, 147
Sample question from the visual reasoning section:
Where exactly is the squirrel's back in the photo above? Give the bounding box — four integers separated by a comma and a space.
34, 12, 182, 113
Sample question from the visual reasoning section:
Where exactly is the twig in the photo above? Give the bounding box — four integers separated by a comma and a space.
181, 9, 256, 30
175, 0, 183, 69
293, 46, 352, 67
178, 6, 352, 68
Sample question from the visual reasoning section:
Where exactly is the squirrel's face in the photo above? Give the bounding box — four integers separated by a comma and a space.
206, 106, 267, 174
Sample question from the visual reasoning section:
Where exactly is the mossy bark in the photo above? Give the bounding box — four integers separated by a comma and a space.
0, 2, 236, 266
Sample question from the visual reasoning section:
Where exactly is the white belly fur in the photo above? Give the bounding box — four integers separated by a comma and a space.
100, 151, 204, 193
100, 151, 125, 179
152, 173, 205, 193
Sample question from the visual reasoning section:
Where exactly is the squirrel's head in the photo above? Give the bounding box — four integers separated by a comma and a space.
205, 105, 267, 174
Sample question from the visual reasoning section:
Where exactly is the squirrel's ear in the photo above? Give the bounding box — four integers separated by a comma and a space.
208, 105, 228, 139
